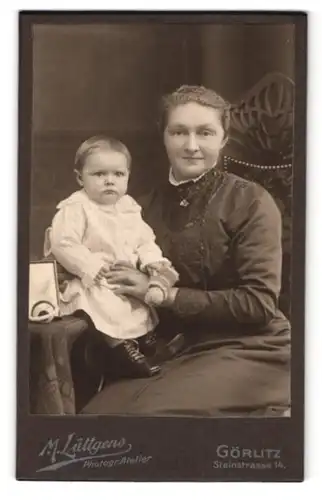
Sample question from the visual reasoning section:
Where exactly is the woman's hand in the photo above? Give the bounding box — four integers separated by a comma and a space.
104, 264, 150, 301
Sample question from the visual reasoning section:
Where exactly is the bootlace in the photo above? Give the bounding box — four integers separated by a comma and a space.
124, 340, 145, 362
145, 331, 156, 345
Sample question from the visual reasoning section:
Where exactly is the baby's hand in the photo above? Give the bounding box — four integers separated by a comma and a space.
94, 265, 110, 283
145, 286, 166, 306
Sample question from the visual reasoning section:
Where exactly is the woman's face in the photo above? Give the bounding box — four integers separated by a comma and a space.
164, 102, 227, 182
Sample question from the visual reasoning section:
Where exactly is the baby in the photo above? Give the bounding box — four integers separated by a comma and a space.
44, 136, 178, 379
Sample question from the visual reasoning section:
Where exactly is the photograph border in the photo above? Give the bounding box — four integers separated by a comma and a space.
17, 10, 306, 481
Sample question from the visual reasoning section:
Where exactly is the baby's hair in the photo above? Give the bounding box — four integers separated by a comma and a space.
74, 135, 132, 172
160, 85, 231, 137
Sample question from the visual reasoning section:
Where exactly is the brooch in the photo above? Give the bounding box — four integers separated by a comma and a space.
179, 199, 189, 207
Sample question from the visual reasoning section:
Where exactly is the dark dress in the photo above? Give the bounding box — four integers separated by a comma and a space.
82, 169, 290, 417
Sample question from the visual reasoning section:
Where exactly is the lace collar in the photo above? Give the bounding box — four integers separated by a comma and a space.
166, 167, 223, 207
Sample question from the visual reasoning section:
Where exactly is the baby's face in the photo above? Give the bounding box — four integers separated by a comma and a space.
77, 150, 130, 205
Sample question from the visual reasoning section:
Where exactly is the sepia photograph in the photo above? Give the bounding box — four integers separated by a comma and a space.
17, 11, 306, 481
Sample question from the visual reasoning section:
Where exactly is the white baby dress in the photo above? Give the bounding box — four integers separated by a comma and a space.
44, 190, 168, 339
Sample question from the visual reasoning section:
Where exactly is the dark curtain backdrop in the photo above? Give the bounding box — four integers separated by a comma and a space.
30, 23, 294, 259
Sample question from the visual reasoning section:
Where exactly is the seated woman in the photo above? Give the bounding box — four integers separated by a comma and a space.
81, 85, 291, 417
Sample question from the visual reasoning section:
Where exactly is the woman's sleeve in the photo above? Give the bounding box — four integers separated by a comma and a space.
49, 204, 106, 287
135, 216, 171, 269
169, 187, 283, 328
